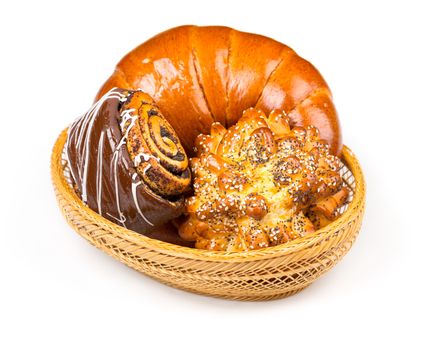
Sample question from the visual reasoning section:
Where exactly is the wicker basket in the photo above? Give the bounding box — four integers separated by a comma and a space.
51, 129, 365, 301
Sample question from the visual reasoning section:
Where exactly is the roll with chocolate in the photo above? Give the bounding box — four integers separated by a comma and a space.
66, 88, 191, 244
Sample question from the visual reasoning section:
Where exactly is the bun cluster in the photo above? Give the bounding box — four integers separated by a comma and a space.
178, 108, 348, 251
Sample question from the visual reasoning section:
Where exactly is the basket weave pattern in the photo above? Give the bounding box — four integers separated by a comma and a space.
51, 129, 365, 301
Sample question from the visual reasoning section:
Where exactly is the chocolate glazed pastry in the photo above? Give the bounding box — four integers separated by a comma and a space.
66, 88, 193, 246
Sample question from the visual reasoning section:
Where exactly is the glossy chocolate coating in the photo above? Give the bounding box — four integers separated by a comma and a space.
66, 88, 192, 246
96, 25, 342, 155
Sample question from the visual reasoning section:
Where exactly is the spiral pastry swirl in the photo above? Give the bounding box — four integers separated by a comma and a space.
66, 88, 191, 242
121, 91, 191, 198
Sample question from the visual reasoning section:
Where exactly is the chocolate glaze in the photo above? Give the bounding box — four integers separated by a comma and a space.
66, 88, 193, 247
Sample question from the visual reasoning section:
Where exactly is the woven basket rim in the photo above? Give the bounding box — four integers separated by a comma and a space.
51, 128, 365, 262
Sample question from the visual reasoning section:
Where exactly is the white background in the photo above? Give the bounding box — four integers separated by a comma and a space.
1, 0, 431, 349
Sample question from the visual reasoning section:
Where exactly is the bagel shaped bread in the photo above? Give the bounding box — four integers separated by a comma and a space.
66, 88, 193, 246
96, 25, 342, 155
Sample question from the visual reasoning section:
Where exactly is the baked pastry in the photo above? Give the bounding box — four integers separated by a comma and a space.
96, 25, 342, 156
178, 108, 348, 251
64, 26, 347, 250
66, 88, 192, 245
307, 187, 350, 229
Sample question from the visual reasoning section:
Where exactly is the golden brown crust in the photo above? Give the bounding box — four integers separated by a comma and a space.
225, 31, 291, 125
100, 26, 214, 154
96, 25, 342, 156
307, 187, 349, 229
189, 26, 231, 125
179, 108, 347, 251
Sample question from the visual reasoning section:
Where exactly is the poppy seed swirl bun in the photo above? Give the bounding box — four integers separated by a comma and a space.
66, 88, 191, 244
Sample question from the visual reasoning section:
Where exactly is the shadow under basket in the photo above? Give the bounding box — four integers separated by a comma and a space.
51, 129, 366, 301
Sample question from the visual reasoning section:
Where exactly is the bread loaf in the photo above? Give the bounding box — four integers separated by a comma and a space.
96, 25, 342, 155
